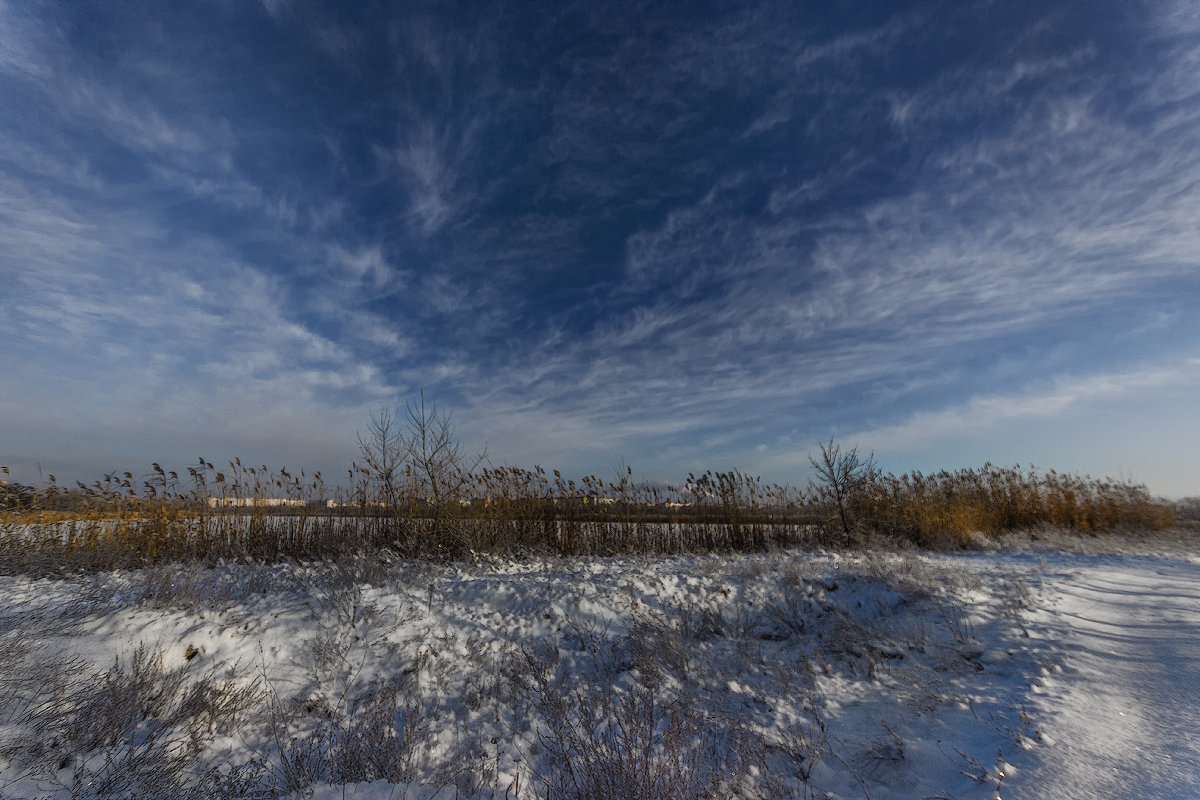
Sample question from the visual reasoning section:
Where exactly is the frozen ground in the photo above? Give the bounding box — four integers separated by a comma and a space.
0, 542, 1197, 799
1017, 557, 1200, 799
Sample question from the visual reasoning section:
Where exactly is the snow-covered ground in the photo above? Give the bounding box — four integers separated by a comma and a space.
0, 543, 1197, 799
1016, 556, 1200, 799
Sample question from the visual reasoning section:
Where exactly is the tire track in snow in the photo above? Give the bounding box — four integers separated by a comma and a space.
1017, 560, 1200, 799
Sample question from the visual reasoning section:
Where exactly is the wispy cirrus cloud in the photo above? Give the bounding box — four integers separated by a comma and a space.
2, 1, 1198, 497
420, 0, 1200, 490
851, 360, 1200, 453
377, 119, 482, 236
0, 5, 408, 479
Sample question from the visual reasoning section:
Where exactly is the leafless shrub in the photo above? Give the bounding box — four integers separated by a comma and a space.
1175, 496, 1200, 526
258, 574, 436, 795
271, 684, 431, 792
858, 720, 906, 776
559, 612, 634, 682
764, 686, 830, 787
626, 609, 694, 685
3, 642, 261, 798
533, 684, 754, 800
859, 552, 944, 600
625, 595, 749, 687
763, 585, 818, 639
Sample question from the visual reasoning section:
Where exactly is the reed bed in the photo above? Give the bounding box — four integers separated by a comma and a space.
853, 463, 1178, 548
0, 453, 1180, 572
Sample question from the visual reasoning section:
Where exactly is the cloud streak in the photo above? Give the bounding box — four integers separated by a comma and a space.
852, 360, 1200, 453
2, 1, 1198, 497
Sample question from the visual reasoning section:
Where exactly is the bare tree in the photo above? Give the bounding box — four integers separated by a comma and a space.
401, 391, 487, 533
356, 407, 405, 509
357, 391, 487, 547
810, 439, 876, 538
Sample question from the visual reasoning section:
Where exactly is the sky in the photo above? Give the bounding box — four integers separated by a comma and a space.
2, 0, 1199, 498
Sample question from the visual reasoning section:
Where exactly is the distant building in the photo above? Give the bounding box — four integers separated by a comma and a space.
206, 497, 306, 508
325, 500, 388, 509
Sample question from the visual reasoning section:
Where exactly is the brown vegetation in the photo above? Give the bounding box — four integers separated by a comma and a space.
0, 402, 1182, 570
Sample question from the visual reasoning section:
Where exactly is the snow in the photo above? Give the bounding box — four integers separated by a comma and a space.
1016, 557, 1200, 799
1, 545, 1198, 799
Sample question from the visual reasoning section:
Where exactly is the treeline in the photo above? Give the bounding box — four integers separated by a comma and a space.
0, 399, 1181, 570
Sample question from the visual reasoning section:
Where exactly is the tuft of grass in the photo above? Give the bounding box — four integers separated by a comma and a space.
269, 684, 431, 792
527, 677, 755, 800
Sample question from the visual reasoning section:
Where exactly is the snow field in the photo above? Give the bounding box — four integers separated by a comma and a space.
0, 548, 1144, 799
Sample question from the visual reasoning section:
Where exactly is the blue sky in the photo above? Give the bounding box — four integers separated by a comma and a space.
2, 0, 1199, 497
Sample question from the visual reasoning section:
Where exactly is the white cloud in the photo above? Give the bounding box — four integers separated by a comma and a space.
852, 360, 1200, 453
327, 243, 402, 289
792, 12, 920, 69
260, 0, 290, 23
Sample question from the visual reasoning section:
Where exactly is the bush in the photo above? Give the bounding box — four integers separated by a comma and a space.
533, 684, 754, 800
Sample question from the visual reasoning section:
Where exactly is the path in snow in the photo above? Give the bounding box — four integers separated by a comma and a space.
1017, 559, 1200, 799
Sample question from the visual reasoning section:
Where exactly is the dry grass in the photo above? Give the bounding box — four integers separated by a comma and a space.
1, 445, 1181, 572
531, 685, 754, 800
1, 641, 263, 799
855, 463, 1177, 548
